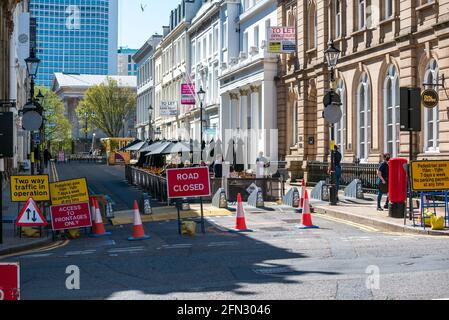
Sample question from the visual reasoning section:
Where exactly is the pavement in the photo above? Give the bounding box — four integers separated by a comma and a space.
1, 162, 449, 300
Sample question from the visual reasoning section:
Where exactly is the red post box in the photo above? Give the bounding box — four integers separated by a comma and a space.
388, 158, 408, 218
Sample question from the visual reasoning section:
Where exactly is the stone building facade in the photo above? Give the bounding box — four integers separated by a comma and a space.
277, 0, 449, 181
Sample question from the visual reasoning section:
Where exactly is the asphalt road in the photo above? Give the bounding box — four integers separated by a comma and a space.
2, 163, 449, 300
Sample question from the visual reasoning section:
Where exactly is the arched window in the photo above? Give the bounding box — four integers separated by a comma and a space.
335, 0, 342, 38
424, 59, 439, 152
308, 1, 317, 49
357, 73, 371, 162
384, 65, 400, 157
335, 79, 346, 156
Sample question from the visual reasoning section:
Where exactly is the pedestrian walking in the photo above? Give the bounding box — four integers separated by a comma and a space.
377, 153, 391, 211
43, 149, 51, 168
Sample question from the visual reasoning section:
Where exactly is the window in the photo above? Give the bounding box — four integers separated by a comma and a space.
357, 73, 371, 162
383, 65, 400, 157
335, 79, 347, 155
384, 0, 393, 19
254, 26, 259, 48
307, 2, 317, 49
223, 22, 228, 50
243, 32, 249, 53
424, 59, 440, 152
335, 0, 341, 38
358, 0, 366, 29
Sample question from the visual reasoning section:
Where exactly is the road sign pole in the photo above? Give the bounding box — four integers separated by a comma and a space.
177, 199, 182, 236
0, 161, 3, 244
200, 197, 205, 234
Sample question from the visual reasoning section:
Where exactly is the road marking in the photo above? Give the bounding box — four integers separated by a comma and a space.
207, 241, 239, 247
108, 246, 145, 253
65, 250, 96, 256
158, 244, 193, 250
20, 253, 54, 259
318, 214, 379, 232
0, 240, 70, 260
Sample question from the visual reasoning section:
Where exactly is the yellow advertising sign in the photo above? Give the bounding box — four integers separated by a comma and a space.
10, 175, 50, 202
411, 161, 449, 191
268, 42, 282, 53
50, 178, 89, 205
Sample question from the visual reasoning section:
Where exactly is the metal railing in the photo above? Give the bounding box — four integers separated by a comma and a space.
125, 165, 284, 204
307, 161, 379, 193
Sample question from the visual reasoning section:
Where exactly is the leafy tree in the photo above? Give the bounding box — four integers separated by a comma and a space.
35, 86, 72, 155
77, 78, 136, 137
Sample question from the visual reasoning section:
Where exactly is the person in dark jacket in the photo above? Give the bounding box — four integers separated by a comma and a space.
377, 153, 391, 211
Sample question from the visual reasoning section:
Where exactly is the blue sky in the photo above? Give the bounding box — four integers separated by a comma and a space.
118, 0, 180, 49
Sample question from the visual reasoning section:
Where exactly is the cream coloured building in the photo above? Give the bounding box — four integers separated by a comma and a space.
276, 0, 449, 180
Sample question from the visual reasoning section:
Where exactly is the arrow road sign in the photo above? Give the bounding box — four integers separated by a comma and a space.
16, 198, 47, 227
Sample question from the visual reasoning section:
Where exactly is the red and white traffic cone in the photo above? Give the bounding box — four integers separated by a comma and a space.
300, 178, 306, 209
229, 193, 253, 233
89, 197, 96, 223
297, 190, 319, 229
91, 198, 112, 237
128, 200, 150, 241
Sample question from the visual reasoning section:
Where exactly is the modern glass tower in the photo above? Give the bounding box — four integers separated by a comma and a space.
29, 0, 118, 87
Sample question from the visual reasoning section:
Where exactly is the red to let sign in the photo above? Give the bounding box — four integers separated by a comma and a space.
50, 202, 92, 231
0, 263, 20, 300
166, 167, 211, 199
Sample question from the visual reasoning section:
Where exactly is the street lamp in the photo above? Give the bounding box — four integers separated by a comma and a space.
324, 40, 341, 206
24, 48, 41, 175
197, 86, 206, 162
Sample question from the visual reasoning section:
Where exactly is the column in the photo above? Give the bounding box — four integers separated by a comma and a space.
250, 85, 260, 168
239, 89, 249, 169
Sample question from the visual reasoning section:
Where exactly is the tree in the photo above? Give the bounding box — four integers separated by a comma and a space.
77, 78, 136, 137
35, 86, 72, 155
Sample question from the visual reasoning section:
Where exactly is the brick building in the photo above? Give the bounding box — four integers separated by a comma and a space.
276, 0, 449, 181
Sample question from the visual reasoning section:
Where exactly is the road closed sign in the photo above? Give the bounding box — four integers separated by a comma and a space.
50, 202, 92, 231
0, 263, 20, 300
411, 160, 449, 191
10, 175, 50, 202
166, 167, 211, 199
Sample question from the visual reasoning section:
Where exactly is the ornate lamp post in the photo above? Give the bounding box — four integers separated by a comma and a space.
324, 40, 341, 206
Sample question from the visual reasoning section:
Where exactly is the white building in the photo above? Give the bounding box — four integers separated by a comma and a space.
118, 47, 138, 76
154, 0, 202, 141
52, 73, 137, 145
219, 0, 279, 170
133, 35, 163, 140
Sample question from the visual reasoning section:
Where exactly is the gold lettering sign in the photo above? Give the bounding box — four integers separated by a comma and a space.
421, 89, 439, 109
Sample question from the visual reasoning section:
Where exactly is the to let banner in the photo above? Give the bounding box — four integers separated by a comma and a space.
267, 27, 296, 54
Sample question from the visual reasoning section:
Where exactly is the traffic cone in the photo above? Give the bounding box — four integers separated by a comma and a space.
128, 200, 150, 241
91, 198, 112, 237
90, 197, 96, 222
229, 193, 253, 233
297, 190, 319, 229
300, 178, 306, 209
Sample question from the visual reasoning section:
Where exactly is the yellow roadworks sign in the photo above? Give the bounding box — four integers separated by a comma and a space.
411, 160, 449, 191
10, 175, 50, 202
50, 178, 89, 205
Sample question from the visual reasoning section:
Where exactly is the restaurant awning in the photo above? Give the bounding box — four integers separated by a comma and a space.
125, 141, 148, 151
145, 141, 173, 156
120, 139, 142, 151
140, 141, 165, 153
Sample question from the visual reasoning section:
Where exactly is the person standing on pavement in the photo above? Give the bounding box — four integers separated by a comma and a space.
377, 153, 391, 211
44, 149, 51, 168
328, 145, 342, 201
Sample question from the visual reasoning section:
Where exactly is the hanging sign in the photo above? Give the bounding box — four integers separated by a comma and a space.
421, 89, 439, 109
181, 84, 196, 105
160, 101, 178, 117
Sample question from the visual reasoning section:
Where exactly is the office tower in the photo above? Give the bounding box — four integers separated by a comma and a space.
29, 0, 118, 87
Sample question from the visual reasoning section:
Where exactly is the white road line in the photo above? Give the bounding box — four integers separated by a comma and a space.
21, 253, 54, 259
318, 215, 379, 232
65, 250, 96, 256
108, 246, 145, 253
158, 244, 193, 250
207, 241, 239, 247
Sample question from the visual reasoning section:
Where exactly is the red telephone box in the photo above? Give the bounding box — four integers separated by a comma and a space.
388, 158, 408, 218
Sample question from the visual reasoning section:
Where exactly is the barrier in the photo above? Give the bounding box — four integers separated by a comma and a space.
212, 188, 227, 208
311, 181, 328, 201
344, 179, 365, 200
282, 187, 300, 208
247, 187, 264, 208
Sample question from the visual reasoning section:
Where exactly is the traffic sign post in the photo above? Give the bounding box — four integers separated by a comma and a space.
0, 263, 20, 300
167, 167, 211, 235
